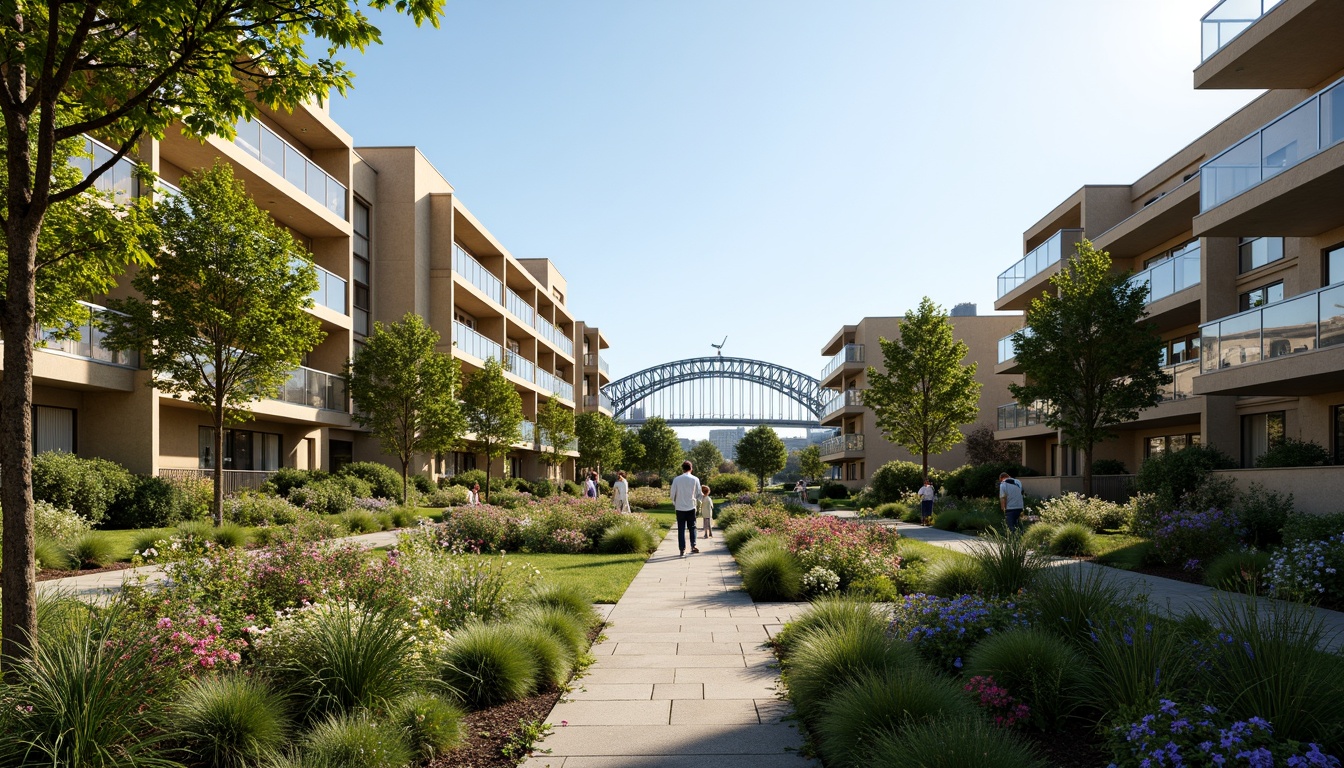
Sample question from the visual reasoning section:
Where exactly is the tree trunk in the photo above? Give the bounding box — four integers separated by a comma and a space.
922, 450, 929, 484
1, 212, 41, 669
401, 459, 409, 507
1082, 444, 1094, 498
213, 409, 225, 526
484, 447, 492, 504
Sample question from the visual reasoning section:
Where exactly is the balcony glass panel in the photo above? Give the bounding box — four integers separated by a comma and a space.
820, 433, 864, 455
821, 389, 862, 419
820, 343, 864, 380
292, 257, 347, 315
1320, 285, 1344, 348
1128, 243, 1201, 304
70, 137, 139, 201
1201, 0, 1283, 60
452, 244, 503, 303
1158, 361, 1200, 402
275, 366, 347, 411
1262, 294, 1317, 359
996, 229, 1081, 299
536, 316, 574, 357
232, 117, 347, 218
1201, 77, 1344, 211
536, 369, 574, 401
31, 302, 139, 368
453, 320, 503, 363
504, 351, 535, 383
997, 401, 1047, 431
506, 287, 534, 326
519, 420, 536, 446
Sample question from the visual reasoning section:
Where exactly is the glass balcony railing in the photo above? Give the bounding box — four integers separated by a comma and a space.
601, 391, 612, 411
1201, 0, 1283, 60
997, 328, 1032, 365
1158, 361, 1200, 402
997, 400, 1049, 431
519, 420, 536, 447
506, 287, 534, 326
820, 344, 864, 380
536, 369, 575, 402
233, 117, 346, 218
997, 229, 1084, 299
70, 136, 139, 201
821, 389, 862, 419
819, 433, 864, 456
277, 365, 347, 411
1202, 73, 1344, 211
536, 315, 574, 357
1127, 243, 1201, 304
289, 257, 347, 315
452, 244, 503, 304
453, 321, 503, 364
1200, 282, 1344, 372
30, 302, 139, 368
584, 353, 611, 376
504, 351, 535, 383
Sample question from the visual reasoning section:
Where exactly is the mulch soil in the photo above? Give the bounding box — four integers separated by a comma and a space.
1023, 722, 1111, 768
36, 562, 135, 582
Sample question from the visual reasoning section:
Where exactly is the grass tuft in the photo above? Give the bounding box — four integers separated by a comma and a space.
816, 666, 976, 767
438, 621, 538, 708
786, 622, 919, 719
392, 692, 465, 759
964, 626, 1096, 729
1050, 523, 1095, 557
738, 538, 803, 602
864, 717, 1050, 768
173, 675, 291, 768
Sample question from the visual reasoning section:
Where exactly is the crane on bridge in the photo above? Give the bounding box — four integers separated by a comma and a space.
711, 336, 727, 356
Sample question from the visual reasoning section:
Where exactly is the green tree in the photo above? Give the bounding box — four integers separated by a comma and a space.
735, 425, 788, 491
576, 411, 623, 477
1009, 239, 1170, 496
863, 297, 981, 483
798, 444, 828, 485
461, 357, 523, 504
686, 440, 723, 477
0, 0, 443, 664
347, 314, 465, 504
637, 417, 682, 478
104, 164, 324, 525
536, 397, 576, 477
620, 428, 646, 474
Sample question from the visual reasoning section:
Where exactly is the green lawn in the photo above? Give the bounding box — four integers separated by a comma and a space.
1092, 531, 1154, 569
494, 551, 652, 603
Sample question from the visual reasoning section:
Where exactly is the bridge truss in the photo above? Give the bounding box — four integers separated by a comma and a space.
606, 356, 824, 427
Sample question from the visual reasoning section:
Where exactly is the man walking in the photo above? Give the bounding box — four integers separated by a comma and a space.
999, 471, 1024, 533
917, 478, 936, 525
670, 460, 704, 557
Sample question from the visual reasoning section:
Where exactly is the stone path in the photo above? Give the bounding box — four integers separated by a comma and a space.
521, 527, 817, 768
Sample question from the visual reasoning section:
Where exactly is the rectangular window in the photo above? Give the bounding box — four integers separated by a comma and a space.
1239, 237, 1284, 274
1146, 436, 1167, 459
1240, 281, 1284, 311
1241, 411, 1285, 467
353, 199, 371, 336
33, 405, 76, 454
329, 439, 353, 473
199, 427, 283, 471
1326, 244, 1344, 286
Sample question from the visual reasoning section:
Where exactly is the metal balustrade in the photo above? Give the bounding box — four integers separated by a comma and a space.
997, 229, 1084, 299
453, 321, 503, 363
1201, 0, 1283, 60
997, 400, 1049, 431
820, 344, 864, 381
277, 365, 347, 411
1159, 361, 1200, 401
452, 244, 503, 303
232, 117, 346, 218
1127, 244, 1201, 304
1199, 282, 1344, 372
31, 301, 139, 368
819, 433, 864, 456
820, 389, 862, 419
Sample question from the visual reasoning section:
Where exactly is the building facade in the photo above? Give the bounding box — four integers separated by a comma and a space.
992, 0, 1344, 506
27, 102, 614, 487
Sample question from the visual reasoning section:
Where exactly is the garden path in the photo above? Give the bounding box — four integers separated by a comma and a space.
885, 521, 1344, 652
519, 528, 817, 768
36, 530, 401, 604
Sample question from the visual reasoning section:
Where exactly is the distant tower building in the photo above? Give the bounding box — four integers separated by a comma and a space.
951, 302, 977, 317
708, 427, 746, 461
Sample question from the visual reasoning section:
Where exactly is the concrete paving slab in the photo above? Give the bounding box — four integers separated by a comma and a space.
611, 642, 679, 655
652, 683, 703, 700
574, 668, 675, 685
534, 723, 805, 755
564, 684, 654, 700
558, 756, 815, 768
671, 699, 761, 725
675, 642, 743, 655
755, 699, 793, 724
589, 654, 748, 669
704, 681, 782, 700
545, 700, 671, 726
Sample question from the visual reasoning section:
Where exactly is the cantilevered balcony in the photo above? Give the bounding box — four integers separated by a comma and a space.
233, 117, 346, 219
453, 244, 504, 304
995, 229, 1084, 310
819, 432, 863, 459
1196, 73, 1344, 236
1201, 0, 1284, 61
453, 321, 503, 364
275, 366, 347, 412
504, 351, 536, 383
536, 315, 575, 358
1196, 0, 1344, 89
819, 344, 864, 388
71, 137, 140, 201
1127, 242, 1203, 327
1195, 281, 1344, 395
996, 401, 1050, 433
819, 390, 863, 426
536, 369, 574, 402
584, 353, 611, 380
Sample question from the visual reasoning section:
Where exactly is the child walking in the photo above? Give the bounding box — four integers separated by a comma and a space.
699, 485, 714, 539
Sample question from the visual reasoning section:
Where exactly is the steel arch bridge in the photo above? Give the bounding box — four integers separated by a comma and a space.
607, 356, 824, 427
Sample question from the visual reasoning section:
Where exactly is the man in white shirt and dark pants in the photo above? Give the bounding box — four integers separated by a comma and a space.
999, 471, 1025, 533
670, 460, 705, 557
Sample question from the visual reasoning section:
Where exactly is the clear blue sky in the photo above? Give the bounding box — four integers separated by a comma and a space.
331, 0, 1255, 391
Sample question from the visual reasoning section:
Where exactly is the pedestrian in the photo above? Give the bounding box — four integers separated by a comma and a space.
613, 470, 631, 513
699, 484, 714, 539
469, 482, 481, 506
999, 471, 1024, 533
584, 471, 599, 499
917, 478, 936, 525
669, 460, 704, 557
794, 479, 807, 504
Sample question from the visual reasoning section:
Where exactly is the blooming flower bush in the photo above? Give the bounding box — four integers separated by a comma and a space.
800, 566, 840, 596
1037, 492, 1132, 532
143, 613, 244, 675
626, 486, 666, 509
772, 515, 901, 588
889, 593, 1033, 673
1265, 533, 1344, 608
964, 675, 1031, 728
435, 497, 638, 554
1107, 699, 1340, 768
548, 528, 591, 554
1151, 508, 1241, 569
33, 499, 91, 543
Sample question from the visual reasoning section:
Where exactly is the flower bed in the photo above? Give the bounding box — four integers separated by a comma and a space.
434, 497, 651, 554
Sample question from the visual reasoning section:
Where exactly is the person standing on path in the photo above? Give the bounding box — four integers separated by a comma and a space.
669, 460, 704, 557
917, 478, 936, 525
699, 484, 714, 539
613, 470, 631, 513
999, 471, 1024, 533
794, 479, 807, 504
469, 482, 481, 506
584, 471, 599, 498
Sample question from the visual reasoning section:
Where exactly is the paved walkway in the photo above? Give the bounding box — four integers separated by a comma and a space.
521, 528, 816, 768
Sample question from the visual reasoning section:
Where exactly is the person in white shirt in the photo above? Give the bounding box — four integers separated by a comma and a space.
999, 471, 1025, 533
699, 485, 714, 539
613, 470, 631, 513
917, 478, 936, 526
469, 482, 481, 506
669, 461, 704, 557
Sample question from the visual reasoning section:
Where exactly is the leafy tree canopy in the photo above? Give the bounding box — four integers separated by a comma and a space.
637, 417, 682, 478
536, 397, 576, 470
460, 357, 523, 503
798, 444, 828, 484
686, 440, 723, 477
735, 425, 788, 491
575, 411, 624, 476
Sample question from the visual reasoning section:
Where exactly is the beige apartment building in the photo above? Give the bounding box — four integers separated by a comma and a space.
817, 310, 1022, 489
25, 102, 613, 488
992, 0, 1344, 508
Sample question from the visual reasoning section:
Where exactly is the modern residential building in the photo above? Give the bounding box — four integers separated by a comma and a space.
26, 101, 613, 488
709, 427, 746, 461
817, 310, 1022, 489
993, 0, 1344, 508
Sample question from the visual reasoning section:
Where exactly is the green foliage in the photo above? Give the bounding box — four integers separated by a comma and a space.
68, 532, 116, 569
439, 622, 539, 708
1027, 566, 1130, 645
1234, 482, 1293, 549
210, 523, 250, 549
968, 531, 1048, 596
619, 428, 647, 474
774, 596, 889, 656
598, 520, 659, 554
31, 451, 133, 527
686, 440, 724, 477
1132, 443, 1238, 516
338, 462, 404, 500
514, 605, 589, 661
919, 556, 985, 598
723, 522, 762, 555
964, 423, 1024, 466
461, 357, 524, 503
223, 492, 301, 527
785, 622, 919, 718
1049, 523, 1095, 557
1081, 603, 1197, 714
527, 583, 597, 628
392, 693, 464, 760
1255, 437, 1332, 468
1204, 549, 1271, 591
1092, 458, 1129, 475
34, 538, 73, 571
739, 539, 803, 602
536, 396, 576, 468
1010, 240, 1171, 492
816, 666, 978, 768
636, 417, 683, 477
798, 444, 829, 484
263, 468, 321, 498
864, 718, 1049, 768
287, 478, 354, 517
710, 472, 756, 495
298, 712, 413, 768
964, 627, 1095, 729
173, 675, 291, 768
1037, 492, 1132, 532
869, 460, 937, 503
338, 509, 381, 535
575, 411, 625, 475
820, 480, 851, 499
510, 623, 573, 690
942, 462, 1038, 499
735, 424, 789, 490
1020, 522, 1055, 551
1282, 510, 1344, 543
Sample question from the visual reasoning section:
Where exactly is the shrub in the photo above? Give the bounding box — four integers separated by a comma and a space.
1133, 443, 1237, 512
968, 530, 1049, 596
510, 623, 572, 690
1092, 458, 1128, 475
869, 460, 934, 503
626, 486, 665, 509
411, 474, 434, 494
1266, 532, 1344, 607
173, 675, 291, 768
773, 595, 888, 656
1234, 482, 1293, 549
262, 467, 320, 498
722, 522, 760, 554
68, 531, 116, 568
739, 540, 803, 602
439, 621, 538, 707
527, 583, 596, 628
770, 515, 902, 589
711, 472, 756, 495
785, 622, 918, 718
105, 474, 194, 529
1036, 492, 1130, 532
224, 492, 301, 527
299, 712, 413, 768
845, 573, 900, 602
1020, 521, 1055, 551
1255, 437, 1332, 468
942, 462, 1038, 499
889, 593, 1032, 674
425, 484, 470, 507
1150, 507, 1240, 569
32, 451, 134, 526
801, 565, 841, 596
130, 528, 175, 557
815, 666, 977, 767
819, 480, 850, 499
339, 462, 405, 499
1282, 510, 1344, 544
392, 692, 464, 760
514, 605, 589, 661
818, 498, 835, 510
561, 479, 583, 496
289, 478, 356, 516
211, 523, 249, 549
444, 469, 488, 489
31, 500, 90, 543
1027, 566, 1130, 645
338, 509, 381, 535
918, 555, 984, 598
864, 718, 1049, 768
1204, 549, 1271, 591
34, 537, 72, 571
964, 627, 1094, 730
529, 478, 555, 498
397, 530, 538, 627
598, 520, 659, 554
872, 500, 913, 520
1049, 523, 1095, 557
